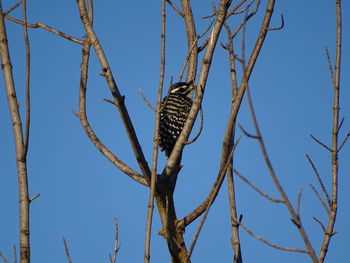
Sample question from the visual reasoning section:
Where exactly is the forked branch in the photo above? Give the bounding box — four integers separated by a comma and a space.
75, 0, 151, 182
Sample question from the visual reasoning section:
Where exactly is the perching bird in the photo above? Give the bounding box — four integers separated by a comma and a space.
159, 81, 194, 157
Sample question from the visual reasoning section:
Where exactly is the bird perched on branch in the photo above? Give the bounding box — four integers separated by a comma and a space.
159, 81, 194, 157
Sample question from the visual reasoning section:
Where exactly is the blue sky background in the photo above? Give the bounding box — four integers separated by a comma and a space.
0, 1, 349, 262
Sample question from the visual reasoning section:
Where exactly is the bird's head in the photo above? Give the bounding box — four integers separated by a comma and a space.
169, 81, 195, 97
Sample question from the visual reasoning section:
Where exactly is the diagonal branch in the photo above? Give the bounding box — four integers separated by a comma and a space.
3, 0, 22, 15
62, 237, 73, 263
306, 154, 331, 208
309, 184, 330, 215
76, 0, 151, 182
163, 0, 232, 180
75, 3, 146, 186
188, 138, 240, 257
310, 134, 332, 152
0, 249, 10, 263
237, 221, 308, 254
234, 169, 284, 203
4, 15, 84, 45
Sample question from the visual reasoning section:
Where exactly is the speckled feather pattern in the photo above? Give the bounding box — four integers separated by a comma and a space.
159, 92, 193, 157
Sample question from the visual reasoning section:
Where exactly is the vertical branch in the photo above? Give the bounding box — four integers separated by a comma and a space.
144, 0, 166, 262
165, 0, 232, 177
227, 161, 242, 263
223, 23, 242, 263
179, 0, 197, 82
318, 0, 342, 261
22, 0, 30, 156
0, 2, 30, 263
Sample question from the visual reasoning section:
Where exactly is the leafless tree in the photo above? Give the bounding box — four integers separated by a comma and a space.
0, 1, 346, 263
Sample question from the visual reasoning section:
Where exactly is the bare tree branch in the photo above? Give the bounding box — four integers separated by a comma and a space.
237, 221, 308, 254
75, 2, 146, 186
163, 0, 232, 179
3, 0, 22, 15
4, 15, 84, 45
138, 89, 156, 111
325, 46, 335, 85
296, 188, 303, 217
0, 249, 10, 263
144, 0, 166, 261
306, 154, 332, 208
62, 238, 73, 263
0, 3, 31, 262
338, 130, 350, 152
22, 0, 30, 158
184, 105, 203, 145
310, 134, 332, 152
266, 14, 284, 31
313, 217, 326, 234
318, 1, 342, 261
76, 0, 151, 182
109, 218, 120, 263
188, 137, 240, 257
234, 169, 284, 203
166, 0, 183, 16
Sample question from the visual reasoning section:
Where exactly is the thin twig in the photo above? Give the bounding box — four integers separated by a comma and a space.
306, 154, 332, 208
309, 184, 330, 215
234, 169, 284, 203
226, 0, 250, 17
238, 123, 260, 139
62, 237, 73, 263
267, 14, 284, 31
313, 217, 326, 233
138, 89, 156, 111
109, 218, 120, 263
2, 0, 22, 15
310, 134, 332, 152
4, 15, 84, 45
229, 1, 260, 40
201, 2, 217, 19
29, 193, 40, 202
185, 106, 203, 145
0, 250, 10, 263
165, 0, 183, 16
238, 221, 308, 254
22, 0, 30, 158
229, 0, 255, 15
296, 188, 303, 218
338, 130, 350, 152
178, 35, 198, 82
337, 117, 344, 132
325, 46, 335, 85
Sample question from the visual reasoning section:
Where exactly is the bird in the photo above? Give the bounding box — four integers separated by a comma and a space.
159, 81, 194, 157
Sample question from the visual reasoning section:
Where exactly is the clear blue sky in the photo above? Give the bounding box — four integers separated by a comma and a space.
1, 1, 349, 262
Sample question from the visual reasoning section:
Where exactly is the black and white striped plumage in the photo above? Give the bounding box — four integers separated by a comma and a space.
159, 82, 194, 157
